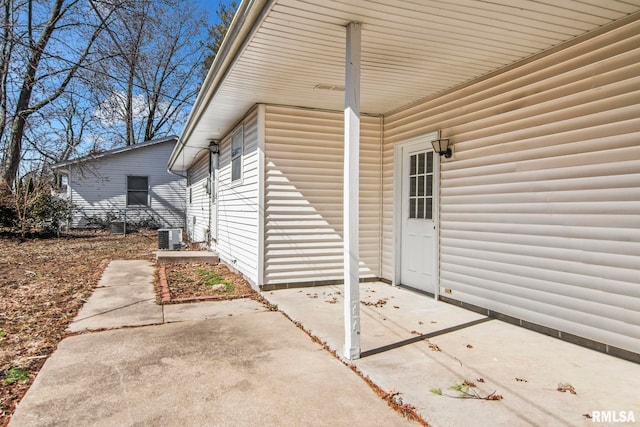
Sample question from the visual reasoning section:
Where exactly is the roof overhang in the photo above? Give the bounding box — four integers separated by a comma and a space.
169, 0, 640, 171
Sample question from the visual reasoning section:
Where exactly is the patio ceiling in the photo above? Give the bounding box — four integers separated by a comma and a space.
170, 0, 640, 170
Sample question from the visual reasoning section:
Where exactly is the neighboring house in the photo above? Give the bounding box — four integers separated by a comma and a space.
168, 1, 640, 361
54, 136, 186, 229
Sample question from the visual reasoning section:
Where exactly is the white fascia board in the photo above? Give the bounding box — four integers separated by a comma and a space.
168, 0, 272, 172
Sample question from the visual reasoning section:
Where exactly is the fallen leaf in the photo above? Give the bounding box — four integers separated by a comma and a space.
0, 231, 163, 422
418, 321, 424, 325
476, 378, 485, 383
428, 342, 441, 352
583, 413, 592, 419
515, 378, 528, 382
466, 344, 473, 349
393, 305, 400, 309
361, 299, 387, 308
557, 383, 576, 394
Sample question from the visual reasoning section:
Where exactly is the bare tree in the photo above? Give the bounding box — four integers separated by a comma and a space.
24, 89, 96, 166
91, 0, 206, 146
202, 1, 237, 80
0, 0, 15, 147
0, 0, 119, 192
1, 0, 221, 195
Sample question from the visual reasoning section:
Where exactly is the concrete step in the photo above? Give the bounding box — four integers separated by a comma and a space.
155, 251, 219, 264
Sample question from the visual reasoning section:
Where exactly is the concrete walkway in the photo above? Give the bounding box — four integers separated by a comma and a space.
68, 260, 263, 331
10, 261, 416, 427
13, 261, 640, 426
263, 283, 640, 427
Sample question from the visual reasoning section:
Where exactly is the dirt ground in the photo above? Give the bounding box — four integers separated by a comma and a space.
0, 230, 256, 426
0, 230, 157, 426
162, 262, 255, 302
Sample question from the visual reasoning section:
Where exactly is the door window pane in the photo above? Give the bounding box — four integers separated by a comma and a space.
417, 152, 425, 174
417, 198, 425, 218
407, 150, 434, 220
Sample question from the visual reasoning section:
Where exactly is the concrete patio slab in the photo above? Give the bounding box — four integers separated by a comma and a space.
163, 298, 266, 323
264, 282, 640, 427
10, 313, 417, 427
68, 260, 162, 332
264, 282, 486, 352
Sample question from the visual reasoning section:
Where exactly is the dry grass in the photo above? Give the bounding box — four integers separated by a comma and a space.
0, 230, 157, 426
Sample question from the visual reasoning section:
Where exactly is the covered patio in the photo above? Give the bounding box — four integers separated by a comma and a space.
170, 0, 640, 364
262, 283, 640, 426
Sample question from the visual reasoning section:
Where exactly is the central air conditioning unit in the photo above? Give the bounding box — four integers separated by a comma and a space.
158, 228, 182, 250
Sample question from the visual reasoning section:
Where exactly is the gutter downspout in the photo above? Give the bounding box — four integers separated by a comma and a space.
166, 168, 187, 179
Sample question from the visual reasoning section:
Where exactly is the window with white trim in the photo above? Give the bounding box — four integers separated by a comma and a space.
231, 127, 243, 182
127, 176, 149, 206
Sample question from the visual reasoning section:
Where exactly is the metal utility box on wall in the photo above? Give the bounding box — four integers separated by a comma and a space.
158, 229, 182, 250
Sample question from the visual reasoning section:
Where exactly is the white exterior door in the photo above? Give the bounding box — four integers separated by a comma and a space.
400, 141, 437, 293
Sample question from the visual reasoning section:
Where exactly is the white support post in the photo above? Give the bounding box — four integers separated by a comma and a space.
343, 21, 361, 361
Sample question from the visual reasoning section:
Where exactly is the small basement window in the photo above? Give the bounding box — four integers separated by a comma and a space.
127, 176, 149, 206
231, 127, 243, 182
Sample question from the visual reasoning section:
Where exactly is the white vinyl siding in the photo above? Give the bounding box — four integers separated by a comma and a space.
263, 105, 382, 285
186, 152, 210, 243
68, 140, 185, 229
383, 19, 640, 353
216, 109, 260, 285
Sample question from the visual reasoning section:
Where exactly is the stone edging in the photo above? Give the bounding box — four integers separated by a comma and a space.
159, 264, 171, 303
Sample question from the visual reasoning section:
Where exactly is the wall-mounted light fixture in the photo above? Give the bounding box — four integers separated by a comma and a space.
431, 138, 452, 158
208, 140, 220, 154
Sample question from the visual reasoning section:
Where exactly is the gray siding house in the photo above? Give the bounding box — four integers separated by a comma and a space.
54, 136, 186, 229
169, 0, 640, 361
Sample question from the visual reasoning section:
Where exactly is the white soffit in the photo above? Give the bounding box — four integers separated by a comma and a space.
180, 0, 640, 168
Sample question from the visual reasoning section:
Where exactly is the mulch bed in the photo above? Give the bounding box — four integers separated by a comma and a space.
158, 262, 255, 303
